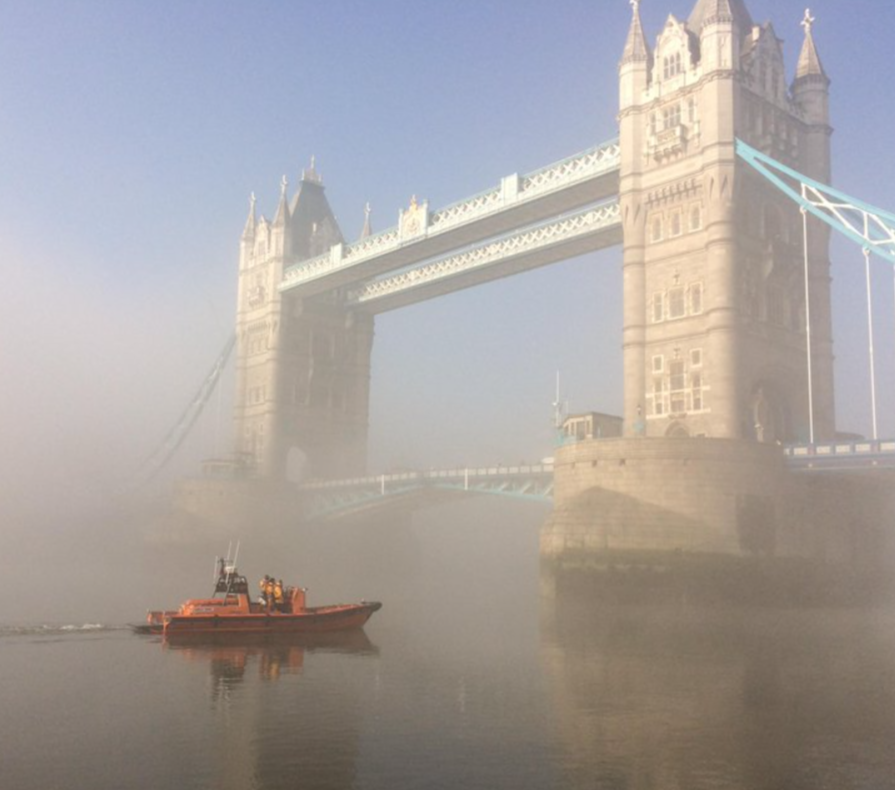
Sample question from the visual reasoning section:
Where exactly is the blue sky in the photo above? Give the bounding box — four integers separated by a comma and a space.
2, 1, 894, 517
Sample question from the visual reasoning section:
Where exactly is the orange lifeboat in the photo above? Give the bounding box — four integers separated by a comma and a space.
134, 558, 381, 637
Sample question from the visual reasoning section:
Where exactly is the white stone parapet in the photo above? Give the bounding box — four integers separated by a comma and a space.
347, 202, 621, 307
279, 139, 620, 292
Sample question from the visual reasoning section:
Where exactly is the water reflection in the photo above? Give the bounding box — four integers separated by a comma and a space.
541, 595, 895, 789
161, 631, 378, 691
157, 631, 379, 790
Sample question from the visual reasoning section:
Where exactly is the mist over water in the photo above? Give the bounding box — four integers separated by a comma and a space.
3, 3, 895, 786
3, 495, 895, 789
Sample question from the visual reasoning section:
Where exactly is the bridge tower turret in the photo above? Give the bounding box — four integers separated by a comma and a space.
791, 9, 835, 436
233, 163, 374, 481
617, 0, 835, 442
618, 0, 652, 434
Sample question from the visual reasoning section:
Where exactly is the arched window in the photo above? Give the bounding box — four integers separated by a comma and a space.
689, 204, 702, 231
663, 104, 681, 130
670, 211, 682, 238
663, 51, 683, 80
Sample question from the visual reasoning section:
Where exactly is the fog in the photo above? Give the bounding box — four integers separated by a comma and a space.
3, 0, 895, 630
0, 228, 571, 626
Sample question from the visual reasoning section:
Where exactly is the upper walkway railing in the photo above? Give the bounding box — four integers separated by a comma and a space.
783, 439, 895, 471
280, 139, 620, 295
347, 201, 621, 311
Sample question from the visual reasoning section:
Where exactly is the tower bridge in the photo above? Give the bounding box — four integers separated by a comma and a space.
173, 0, 895, 590
279, 142, 621, 299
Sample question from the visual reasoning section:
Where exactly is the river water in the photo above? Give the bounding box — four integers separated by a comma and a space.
3, 506, 895, 789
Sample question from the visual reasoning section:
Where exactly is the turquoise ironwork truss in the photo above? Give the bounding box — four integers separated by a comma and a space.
299, 465, 554, 522
736, 139, 895, 264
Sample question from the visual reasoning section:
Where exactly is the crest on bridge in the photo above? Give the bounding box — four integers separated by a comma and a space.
400, 195, 428, 239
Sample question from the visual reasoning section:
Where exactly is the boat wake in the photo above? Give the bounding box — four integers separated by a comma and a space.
0, 623, 127, 637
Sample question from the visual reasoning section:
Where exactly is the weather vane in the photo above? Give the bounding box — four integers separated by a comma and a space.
801, 8, 815, 35
630, 0, 640, 13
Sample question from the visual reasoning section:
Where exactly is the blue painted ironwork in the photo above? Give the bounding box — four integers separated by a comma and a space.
736, 139, 895, 264
783, 439, 895, 472
299, 445, 895, 521
299, 464, 554, 522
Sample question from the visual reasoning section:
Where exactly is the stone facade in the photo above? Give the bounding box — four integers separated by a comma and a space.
543, 438, 785, 558
543, 437, 893, 565
234, 165, 374, 481
619, 0, 834, 443
540, 3, 894, 595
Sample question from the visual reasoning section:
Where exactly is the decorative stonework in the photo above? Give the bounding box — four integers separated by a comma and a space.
399, 195, 428, 239
349, 203, 621, 306
279, 139, 621, 293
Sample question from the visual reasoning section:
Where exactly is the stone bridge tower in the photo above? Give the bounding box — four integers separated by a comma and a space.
233, 163, 374, 481
619, 0, 835, 442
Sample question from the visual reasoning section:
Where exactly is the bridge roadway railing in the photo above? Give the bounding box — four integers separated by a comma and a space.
279, 139, 620, 297
347, 201, 621, 312
783, 439, 895, 471
298, 463, 555, 521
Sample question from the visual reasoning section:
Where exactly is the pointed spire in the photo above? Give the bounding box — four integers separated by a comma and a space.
795, 8, 827, 82
688, 0, 753, 32
272, 175, 289, 227
241, 192, 256, 239
359, 202, 372, 239
621, 0, 650, 65
302, 155, 322, 184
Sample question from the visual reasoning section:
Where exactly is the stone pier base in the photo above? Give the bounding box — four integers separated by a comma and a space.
541, 438, 895, 605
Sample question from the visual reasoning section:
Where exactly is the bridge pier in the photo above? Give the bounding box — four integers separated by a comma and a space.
541, 437, 895, 604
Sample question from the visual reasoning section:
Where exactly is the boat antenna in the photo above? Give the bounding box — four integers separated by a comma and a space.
553, 371, 566, 429
225, 540, 240, 596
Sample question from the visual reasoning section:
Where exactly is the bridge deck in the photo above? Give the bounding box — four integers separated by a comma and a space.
783, 439, 895, 472
280, 141, 620, 297
349, 203, 621, 313
297, 443, 895, 522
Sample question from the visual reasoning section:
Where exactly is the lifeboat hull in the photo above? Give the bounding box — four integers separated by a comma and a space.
137, 602, 382, 636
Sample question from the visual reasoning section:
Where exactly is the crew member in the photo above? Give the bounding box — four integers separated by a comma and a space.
273, 579, 285, 611
259, 575, 271, 607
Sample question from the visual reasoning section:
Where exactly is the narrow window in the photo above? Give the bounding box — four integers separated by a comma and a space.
691, 373, 703, 411
669, 360, 686, 413
689, 283, 703, 314
652, 354, 664, 374
670, 211, 682, 238
668, 287, 686, 319
653, 379, 665, 416
664, 51, 683, 80
653, 293, 664, 323
690, 348, 702, 367
663, 103, 681, 129
689, 204, 702, 231
651, 217, 663, 243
